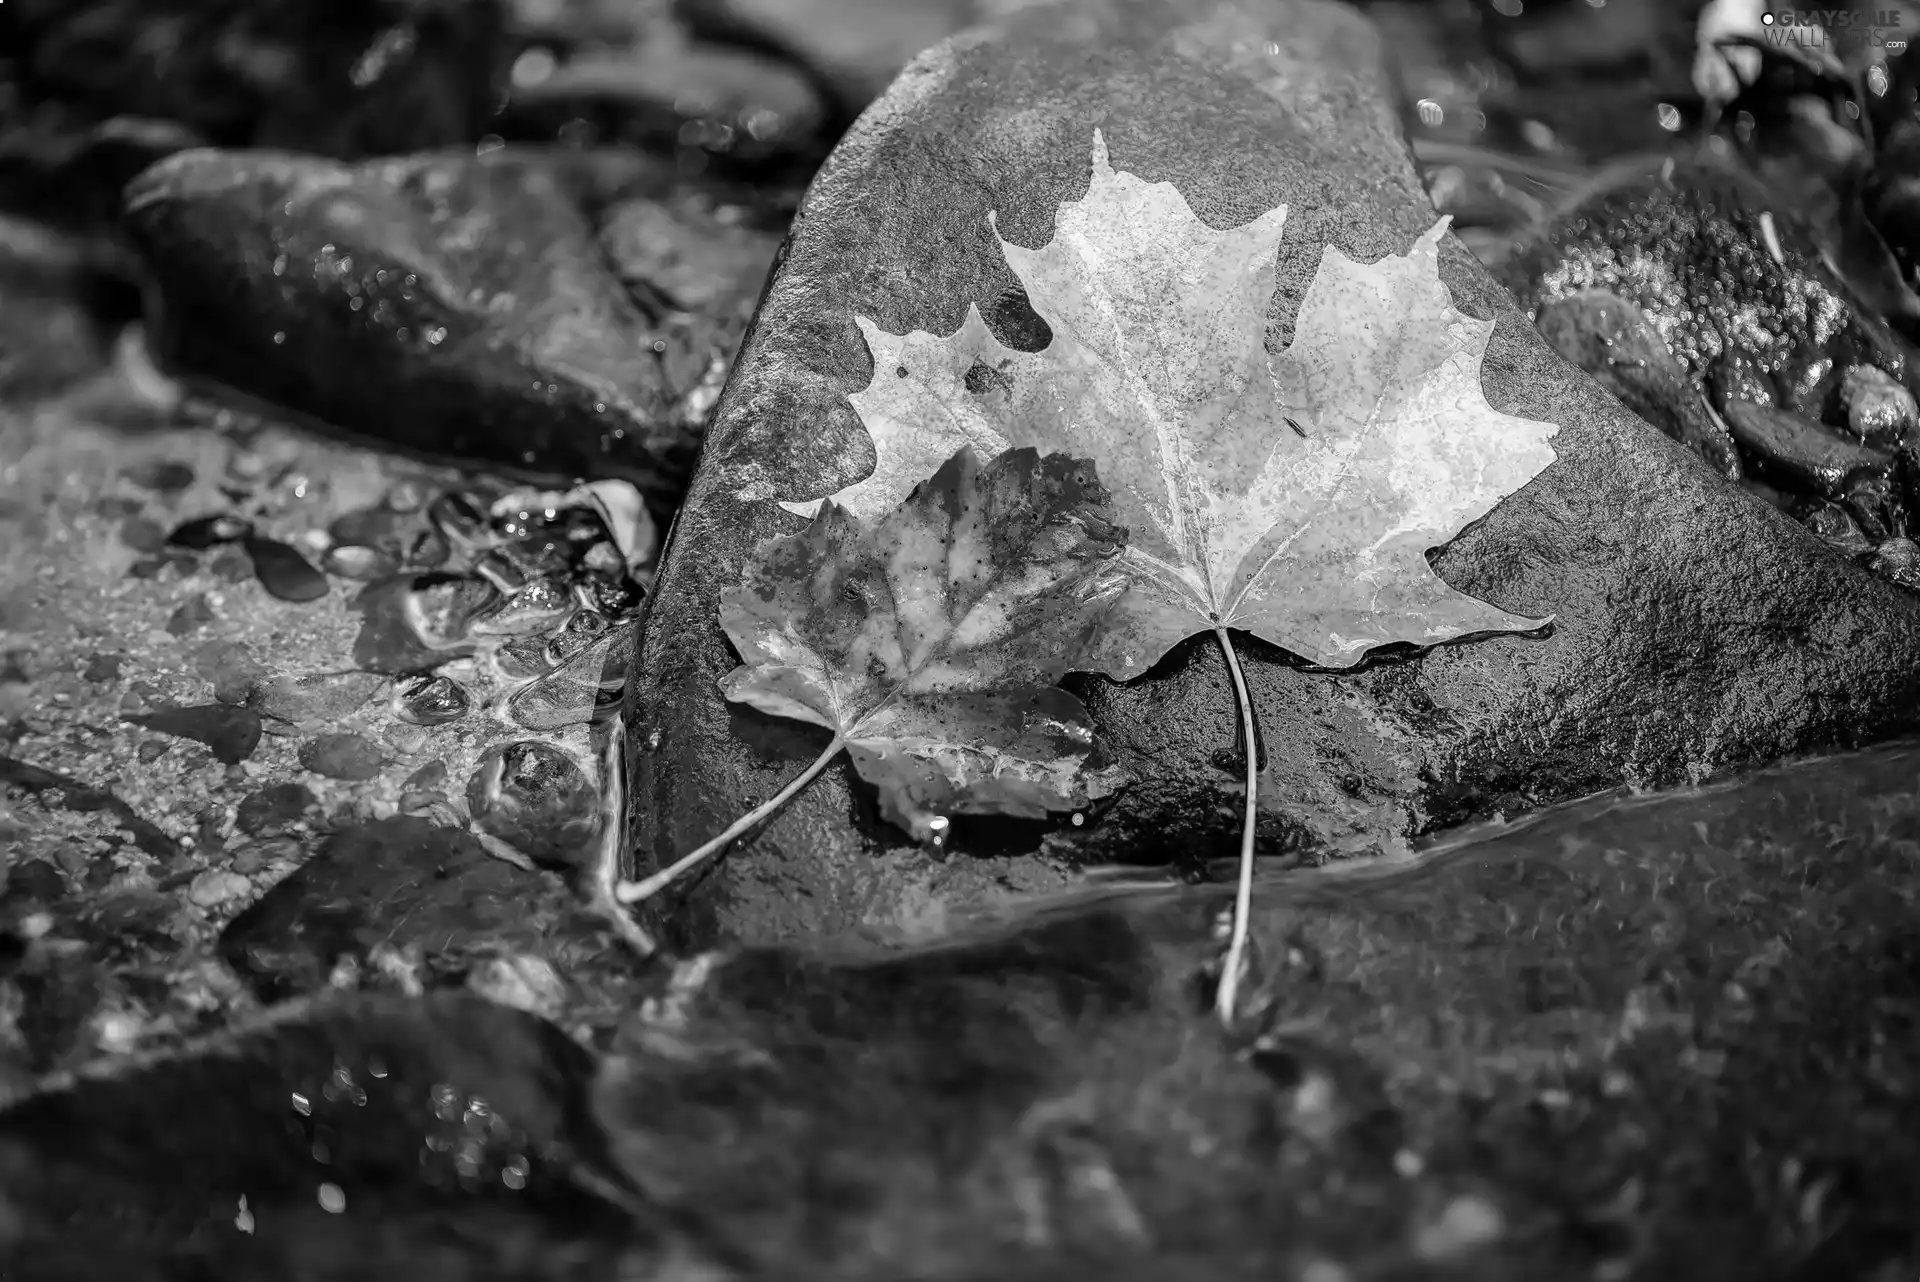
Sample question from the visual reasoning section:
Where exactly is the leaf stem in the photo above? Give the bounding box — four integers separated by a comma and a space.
1212, 624, 1260, 1026
615, 732, 849, 904
586, 713, 657, 956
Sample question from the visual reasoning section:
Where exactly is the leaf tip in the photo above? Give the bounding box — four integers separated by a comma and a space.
1090, 127, 1112, 178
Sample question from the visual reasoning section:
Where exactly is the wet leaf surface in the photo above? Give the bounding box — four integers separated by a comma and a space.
792, 132, 1560, 674
724, 445, 1131, 839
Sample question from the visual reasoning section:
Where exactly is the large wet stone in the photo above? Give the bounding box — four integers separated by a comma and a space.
596, 744, 1920, 1277
18, 745, 1920, 1274
120, 148, 720, 518
625, 0, 1920, 946
0, 990, 663, 1276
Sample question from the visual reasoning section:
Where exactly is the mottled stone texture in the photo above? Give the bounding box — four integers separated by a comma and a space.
627, 0, 1920, 947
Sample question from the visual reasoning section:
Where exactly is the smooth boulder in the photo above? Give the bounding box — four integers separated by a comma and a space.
120, 148, 756, 518
626, 0, 1920, 947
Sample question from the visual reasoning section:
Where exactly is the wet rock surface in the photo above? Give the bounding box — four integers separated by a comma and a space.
627, 0, 1920, 948
7, 746, 1920, 1276
121, 147, 768, 514
10, 0, 1920, 1276
1498, 150, 1920, 562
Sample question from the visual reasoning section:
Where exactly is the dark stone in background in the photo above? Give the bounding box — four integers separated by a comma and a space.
626, 0, 1920, 948
0, 0, 516, 159
120, 148, 726, 516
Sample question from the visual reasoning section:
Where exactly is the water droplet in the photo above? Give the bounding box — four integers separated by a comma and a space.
393, 673, 473, 726
425, 325, 448, 346
271, 254, 288, 277
272, 330, 287, 345
405, 574, 500, 647
467, 740, 602, 865
317, 1182, 346, 1213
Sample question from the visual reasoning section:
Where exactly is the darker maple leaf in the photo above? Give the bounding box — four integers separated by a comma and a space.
620, 444, 1131, 902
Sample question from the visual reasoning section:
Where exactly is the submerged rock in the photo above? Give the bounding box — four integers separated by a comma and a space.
468, 741, 601, 868
298, 732, 386, 781
0, 989, 652, 1275
121, 149, 714, 517
245, 671, 386, 731
625, 0, 1920, 948
391, 673, 473, 727
125, 703, 261, 765
219, 818, 553, 1001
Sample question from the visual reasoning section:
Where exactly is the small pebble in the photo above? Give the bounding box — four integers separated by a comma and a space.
409, 575, 499, 647
188, 870, 253, 909
322, 544, 399, 581
401, 760, 449, 794
128, 703, 262, 765
467, 740, 601, 866
469, 578, 573, 636
245, 535, 329, 603
230, 838, 291, 874
82, 653, 125, 682
125, 459, 197, 492
392, 674, 473, 726
383, 723, 431, 755
299, 733, 387, 781
1842, 364, 1918, 447
207, 546, 256, 582
236, 783, 318, 835
401, 528, 450, 570
328, 507, 408, 548
1414, 1195, 1505, 1261
168, 514, 250, 549
495, 635, 552, 680
119, 516, 167, 554
196, 640, 269, 705
1872, 537, 1920, 591
246, 671, 384, 726
136, 739, 171, 763
166, 595, 217, 636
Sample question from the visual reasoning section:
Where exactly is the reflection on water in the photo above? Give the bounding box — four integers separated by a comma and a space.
960, 738, 1920, 931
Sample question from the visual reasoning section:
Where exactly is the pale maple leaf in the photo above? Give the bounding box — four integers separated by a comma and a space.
779, 130, 1559, 674
772, 130, 1560, 1023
